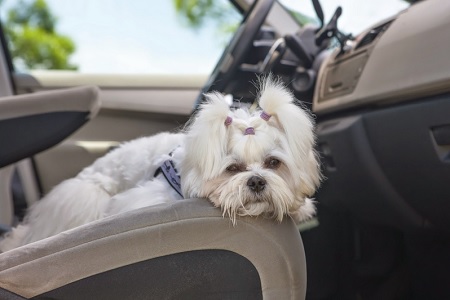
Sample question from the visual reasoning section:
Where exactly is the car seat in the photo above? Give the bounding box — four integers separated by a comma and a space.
0, 86, 307, 300
0, 86, 100, 229
0, 198, 306, 299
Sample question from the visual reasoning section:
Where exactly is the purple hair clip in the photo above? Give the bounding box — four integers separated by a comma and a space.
224, 116, 233, 126
260, 111, 272, 121
244, 127, 255, 135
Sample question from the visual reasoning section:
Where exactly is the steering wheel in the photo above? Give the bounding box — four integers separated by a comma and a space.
193, 0, 275, 110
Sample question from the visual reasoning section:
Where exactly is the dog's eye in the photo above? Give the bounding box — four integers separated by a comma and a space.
265, 158, 281, 169
226, 164, 242, 173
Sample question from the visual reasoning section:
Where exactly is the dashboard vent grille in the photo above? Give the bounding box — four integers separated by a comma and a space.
355, 20, 393, 50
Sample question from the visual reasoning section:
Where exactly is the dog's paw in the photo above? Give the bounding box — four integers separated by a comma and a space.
289, 198, 316, 224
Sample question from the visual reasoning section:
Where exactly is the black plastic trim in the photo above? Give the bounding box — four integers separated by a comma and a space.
316, 93, 450, 231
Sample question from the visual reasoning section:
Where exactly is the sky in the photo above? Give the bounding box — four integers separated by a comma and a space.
1, 0, 409, 74
39, 0, 234, 74
281, 0, 409, 35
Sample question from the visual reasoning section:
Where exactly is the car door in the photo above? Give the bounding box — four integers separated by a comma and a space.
0, 0, 243, 201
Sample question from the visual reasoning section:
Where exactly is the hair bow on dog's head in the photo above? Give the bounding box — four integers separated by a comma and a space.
225, 111, 271, 135
260, 111, 272, 121
243, 111, 271, 135
244, 127, 255, 135
224, 116, 233, 126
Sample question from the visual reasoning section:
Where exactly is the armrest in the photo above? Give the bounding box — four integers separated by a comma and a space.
0, 198, 306, 299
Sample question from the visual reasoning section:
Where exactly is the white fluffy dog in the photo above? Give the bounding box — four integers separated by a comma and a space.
0, 77, 321, 252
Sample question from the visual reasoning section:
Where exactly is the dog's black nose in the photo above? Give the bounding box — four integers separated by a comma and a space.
247, 175, 266, 193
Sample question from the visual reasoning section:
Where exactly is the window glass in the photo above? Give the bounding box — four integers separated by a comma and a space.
280, 0, 409, 34
0, 0, 242, 74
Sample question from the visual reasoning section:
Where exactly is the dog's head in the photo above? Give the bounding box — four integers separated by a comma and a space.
180, 76, 321, 223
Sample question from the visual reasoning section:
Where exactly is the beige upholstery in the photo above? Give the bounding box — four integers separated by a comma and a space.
0, 86, 101, 228
0, 198, 306, 299
0, 166, 14, 226
0, 86, 100, 121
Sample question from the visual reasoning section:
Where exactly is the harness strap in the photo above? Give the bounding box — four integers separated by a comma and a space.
154, 150, 183, 198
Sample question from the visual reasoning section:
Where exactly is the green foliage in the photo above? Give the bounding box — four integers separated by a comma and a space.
3, 0, 77, 70
288, 10, 317, 26
174, 0, 239, 32
174, 0, 227, 29
173, 0, 314, 43
172, 0, 241, 46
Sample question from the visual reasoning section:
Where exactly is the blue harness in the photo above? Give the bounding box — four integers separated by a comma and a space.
154, 153, 183, 198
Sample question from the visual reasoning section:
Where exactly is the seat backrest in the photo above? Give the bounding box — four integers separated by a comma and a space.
0, 86, 100, 227
0, 198, 307, 300
0, 86, 100, 169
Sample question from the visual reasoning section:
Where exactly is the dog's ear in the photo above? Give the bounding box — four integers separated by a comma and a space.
183, 92, 231, 180
258, 75, 321, 195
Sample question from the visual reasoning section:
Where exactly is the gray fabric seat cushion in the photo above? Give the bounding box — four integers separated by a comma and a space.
0, 198, 306, 299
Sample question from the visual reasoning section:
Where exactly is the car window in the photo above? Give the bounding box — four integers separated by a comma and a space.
280, 0, 409, 34
0, 0, 243, 75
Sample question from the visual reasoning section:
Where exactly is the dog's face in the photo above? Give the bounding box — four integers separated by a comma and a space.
199, 120, 305, 223
181, 77, 321, 223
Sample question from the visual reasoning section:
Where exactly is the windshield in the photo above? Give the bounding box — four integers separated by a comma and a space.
279, 0, 410, 35
0, 0, 243, 74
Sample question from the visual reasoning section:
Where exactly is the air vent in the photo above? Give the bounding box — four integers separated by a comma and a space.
355, 20, 393, 50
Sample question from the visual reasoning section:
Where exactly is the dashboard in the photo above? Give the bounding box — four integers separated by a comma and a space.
312, 0, 450, 114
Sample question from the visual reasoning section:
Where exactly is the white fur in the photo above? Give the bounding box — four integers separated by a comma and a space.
0, 77, 321, 252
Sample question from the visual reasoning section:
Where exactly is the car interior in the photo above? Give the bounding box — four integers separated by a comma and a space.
0, 0, 450, 299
